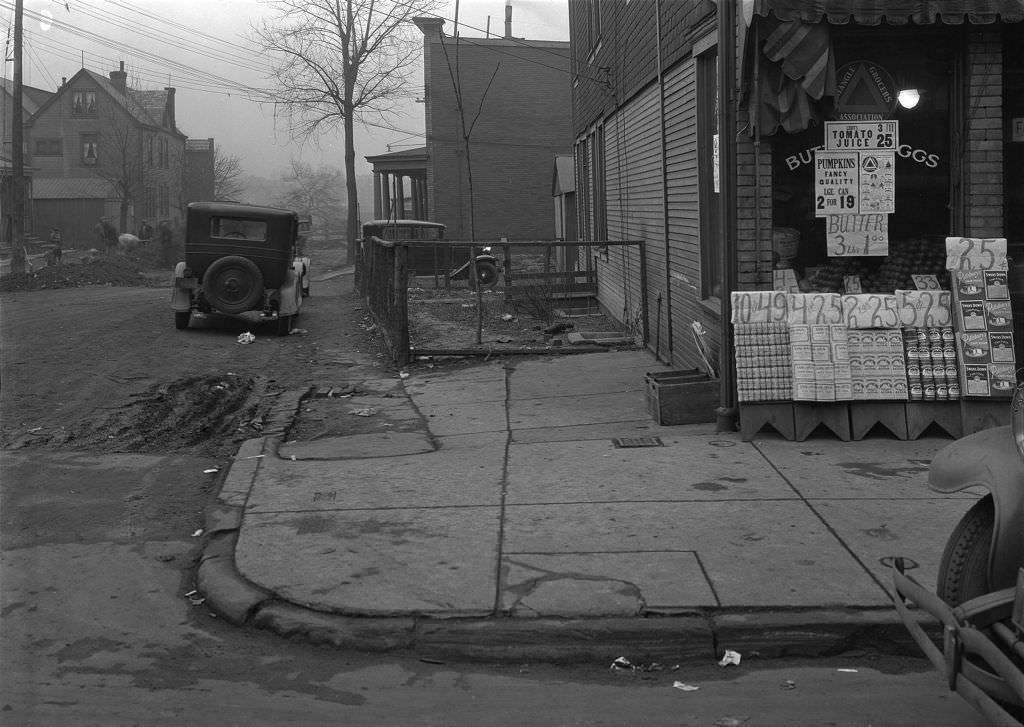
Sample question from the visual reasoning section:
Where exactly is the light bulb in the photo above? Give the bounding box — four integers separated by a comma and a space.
898, 89, 920, 109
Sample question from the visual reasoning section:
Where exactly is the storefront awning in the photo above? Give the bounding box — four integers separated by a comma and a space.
743, 1, 1024, 136
750, 0, 1024, 26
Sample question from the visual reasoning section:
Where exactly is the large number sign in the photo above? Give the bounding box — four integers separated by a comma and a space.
945, 237, 1008, 272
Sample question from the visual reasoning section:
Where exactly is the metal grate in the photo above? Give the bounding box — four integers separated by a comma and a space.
612, 436, 663, 448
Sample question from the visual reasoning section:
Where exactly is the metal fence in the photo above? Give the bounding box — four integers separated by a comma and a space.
357, 237, 646, 366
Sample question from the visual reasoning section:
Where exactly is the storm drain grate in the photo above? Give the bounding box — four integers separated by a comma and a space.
611, 436, 664, 448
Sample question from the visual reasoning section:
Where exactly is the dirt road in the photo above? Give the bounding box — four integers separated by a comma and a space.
1, 260, 383, 458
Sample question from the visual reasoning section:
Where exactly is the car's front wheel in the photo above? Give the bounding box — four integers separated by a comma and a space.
936, 495, 994, 606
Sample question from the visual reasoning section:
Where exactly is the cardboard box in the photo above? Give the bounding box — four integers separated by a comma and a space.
958, 301, 987, 331
985, 270, 1010, 300
957, 332, 991, 364
990, 332, 1015, 362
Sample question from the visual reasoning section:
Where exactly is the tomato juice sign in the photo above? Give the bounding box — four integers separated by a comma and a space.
824, 121, 899, 151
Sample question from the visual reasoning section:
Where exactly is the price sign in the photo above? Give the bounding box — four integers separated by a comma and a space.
815, 152, 860, 216
912, 274, 941, 290
896, 289, 953, 328
843, 275, 862, 293
826, 214, 889, 256
945, 237, 1008, 272
825, 121, 899, 151
842, 294, 902, 329
730, 290, 789, 324
787, 293, 844, 325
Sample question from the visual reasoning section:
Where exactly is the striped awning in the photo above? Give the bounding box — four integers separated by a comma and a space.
743, 1, 1024, 135
751, 0, 1024, 25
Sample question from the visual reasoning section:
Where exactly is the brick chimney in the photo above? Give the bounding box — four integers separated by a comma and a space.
504, 0, 512, 39
109, 61, 127, 92
413, 16, 444, 38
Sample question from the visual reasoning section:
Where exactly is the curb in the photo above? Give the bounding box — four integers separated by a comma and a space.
195, 501, 939, 664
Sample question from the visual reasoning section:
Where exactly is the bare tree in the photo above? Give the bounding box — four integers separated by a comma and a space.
277, 160, 345, 243
89, 104, 144, 233
214, 147, 245, 201
251, 0, 438, 262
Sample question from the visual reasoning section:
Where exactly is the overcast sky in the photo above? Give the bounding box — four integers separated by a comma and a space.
16, 0, 569, 180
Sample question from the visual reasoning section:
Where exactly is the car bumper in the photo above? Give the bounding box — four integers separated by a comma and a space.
891, 559, 1024, 726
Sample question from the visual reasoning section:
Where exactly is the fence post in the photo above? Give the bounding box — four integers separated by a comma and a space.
393, 243, 410, 367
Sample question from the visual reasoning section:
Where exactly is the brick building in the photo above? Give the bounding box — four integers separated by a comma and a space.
570, 0, 1024, 403
413, 15, 572, 241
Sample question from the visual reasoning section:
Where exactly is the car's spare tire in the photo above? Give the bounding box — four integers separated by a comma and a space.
202, 255, 264, 314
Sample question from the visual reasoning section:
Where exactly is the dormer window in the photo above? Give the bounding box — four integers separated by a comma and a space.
72, 90, 97, 116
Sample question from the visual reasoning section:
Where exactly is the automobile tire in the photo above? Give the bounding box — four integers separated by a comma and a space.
174, 311, 191, 330
473, 260, 499, 290
936, 495, 994, 606
202, 256, 264, 314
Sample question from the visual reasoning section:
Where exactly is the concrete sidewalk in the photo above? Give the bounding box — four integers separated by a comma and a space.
198, 349, 977, 662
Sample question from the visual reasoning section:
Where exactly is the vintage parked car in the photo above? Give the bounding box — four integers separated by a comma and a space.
171, 202, 310, 335
892, 388, 1024, 726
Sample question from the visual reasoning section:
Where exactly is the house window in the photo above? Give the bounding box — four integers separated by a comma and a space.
159, 183, 169, 216
147, 136, 154, 167
575, 124, 606, 244
584, 0, 602, 52
72, 90, 97, 116
81, 134, 99, 166
697, 48, 721, 301
34, 139, 62, 156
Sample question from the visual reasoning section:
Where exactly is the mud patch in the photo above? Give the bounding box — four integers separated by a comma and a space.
30, 374, 260, 457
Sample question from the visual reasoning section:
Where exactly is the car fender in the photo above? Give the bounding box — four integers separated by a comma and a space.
278, 269, 301, 316
170, 261, 193, 312
928, 425, 1024, 590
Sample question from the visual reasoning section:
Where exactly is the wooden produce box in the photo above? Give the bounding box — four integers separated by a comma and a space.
645, 370, 718, 425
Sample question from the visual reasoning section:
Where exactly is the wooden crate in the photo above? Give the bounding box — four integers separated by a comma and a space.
645, 370, 718, 425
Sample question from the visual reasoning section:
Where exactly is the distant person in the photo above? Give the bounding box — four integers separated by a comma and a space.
138, 219, 153, 244
96, 217, 118, 254
46, 227, 63, 265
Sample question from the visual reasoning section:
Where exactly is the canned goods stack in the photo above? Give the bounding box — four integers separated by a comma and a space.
903, 326, 959, 401
847, 329, 909, 400
734, 322, 792, 402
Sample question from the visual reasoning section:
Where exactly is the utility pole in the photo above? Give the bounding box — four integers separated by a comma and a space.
9, 0, 26, 274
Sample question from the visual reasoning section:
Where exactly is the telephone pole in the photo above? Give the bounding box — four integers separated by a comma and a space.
9, 0, 26, 273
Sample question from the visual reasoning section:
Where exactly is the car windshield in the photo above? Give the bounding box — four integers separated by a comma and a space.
211, 217, 267, 241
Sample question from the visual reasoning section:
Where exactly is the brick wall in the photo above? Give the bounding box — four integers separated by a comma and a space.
421, 32, 572, 240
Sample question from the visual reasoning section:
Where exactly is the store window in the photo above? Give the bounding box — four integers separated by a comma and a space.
769, 28, 956, 294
